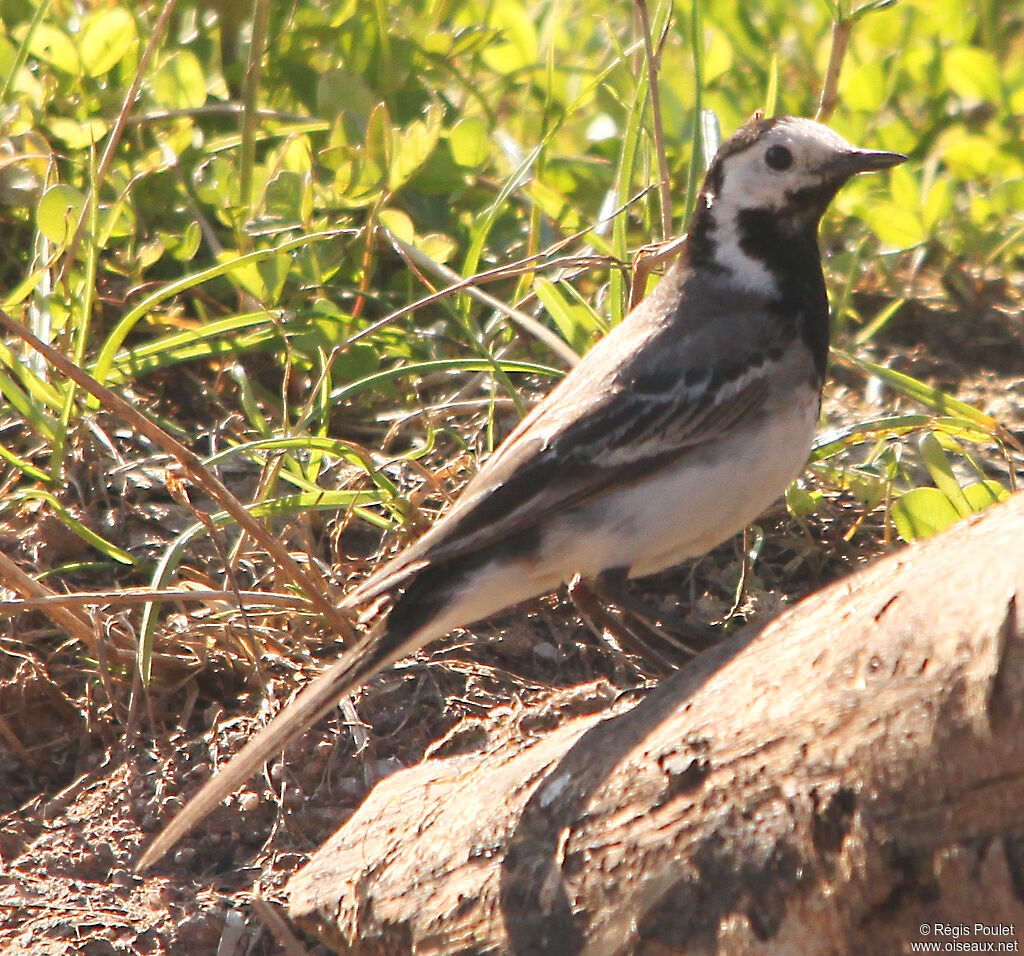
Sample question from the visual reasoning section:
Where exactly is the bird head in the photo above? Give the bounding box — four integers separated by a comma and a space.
700, 116, 906, 231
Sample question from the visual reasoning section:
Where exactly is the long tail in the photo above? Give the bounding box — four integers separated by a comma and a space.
136, 562, 463, 871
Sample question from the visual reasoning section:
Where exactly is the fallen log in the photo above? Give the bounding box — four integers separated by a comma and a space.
286, 492, 1024, 955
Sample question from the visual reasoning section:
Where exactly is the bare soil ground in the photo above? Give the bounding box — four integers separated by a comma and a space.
1, 288, 1021, 955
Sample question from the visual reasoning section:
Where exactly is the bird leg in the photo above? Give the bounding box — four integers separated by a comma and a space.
589, 567, 719, 656
570, 563, 721, 675
568, 574, 675, 677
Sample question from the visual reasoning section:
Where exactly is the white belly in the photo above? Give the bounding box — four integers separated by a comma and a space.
410, 391, 818, 646
541, 389, 819, 580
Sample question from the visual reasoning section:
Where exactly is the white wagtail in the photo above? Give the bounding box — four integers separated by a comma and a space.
138, 115, 905, 868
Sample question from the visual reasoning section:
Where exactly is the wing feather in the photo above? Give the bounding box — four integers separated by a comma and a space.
343, 359, 774, 608
343, 264, 806, 610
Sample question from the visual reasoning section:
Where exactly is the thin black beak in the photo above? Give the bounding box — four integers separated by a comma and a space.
838, 148, 907, 175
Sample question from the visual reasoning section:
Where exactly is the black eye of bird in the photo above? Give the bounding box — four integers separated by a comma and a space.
765, 145, 793, 171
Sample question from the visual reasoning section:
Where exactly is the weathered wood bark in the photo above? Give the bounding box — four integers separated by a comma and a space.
286, 492, 1024, 955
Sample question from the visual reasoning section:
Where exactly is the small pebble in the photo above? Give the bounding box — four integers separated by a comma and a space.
374, 756, 403, 779
334, 777, 364, 800
533, 641, 559, 663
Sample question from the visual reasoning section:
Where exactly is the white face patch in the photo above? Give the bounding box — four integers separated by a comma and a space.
698, 117, 862, 292
715, 117, 857, 214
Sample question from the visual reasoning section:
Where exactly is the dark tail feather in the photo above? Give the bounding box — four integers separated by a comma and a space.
135, 585, 444, 876
136, 564, 464, 870
136, 635, 375, 869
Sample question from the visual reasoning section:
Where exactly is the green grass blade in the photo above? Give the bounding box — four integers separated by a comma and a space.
831, 349, 1005, 436
91, 228, 352, 400
137, 490, 386, 680
2, 489, 134, 564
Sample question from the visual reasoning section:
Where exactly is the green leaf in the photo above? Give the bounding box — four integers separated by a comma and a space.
449, 115, 490, 168
0, 131, 48, 207
943, 46, 1002, 105
364, 102, 393, 178
937, 131, 1002, 179
378, 208, 415, 242
389, 103, 442, 190
335, 156, 385, 207
317, 70, 376, 127
46, 117, 109, 150
91, 229, 351, 396
329, 358, 562, 405
891, 487, 961, 542
79, 7, 137, 77
831, 351, 1004, 437
416, 232, 457, 263
918, 432, 971, 517
159, 222, 201, 262
3, 490, 134, 564
785, 484, 822, 519
21, 23, 80, 74
962, 480, 1010, 513
105, 312, 280, 382
152, 49, 207, 109
36, 184, 86, 244
763, 53, 779, 117
217, 249, 290, 305
524, 179, 585, 232
264, 170, 310, 227
98, 200, 135, 240
534, 278, 602, 355
887, 164, 919, 213
849, 0, 900, 21
857, 200, 925, 249
921, 177, 953, 232
839, 61, 886, 112
477, 3, 538, 73
853, 298, 904, 345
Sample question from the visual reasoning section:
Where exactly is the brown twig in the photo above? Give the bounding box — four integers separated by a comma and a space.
627, 236, 686, 311
816, 16, 853, 123
0, 548, 98, 651
0, 306, 356, 645
250, 897, 310, 956
0, 588, 314, 614
635, 0, 674, 241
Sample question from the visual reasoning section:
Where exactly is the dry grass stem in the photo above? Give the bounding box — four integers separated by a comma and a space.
0, 305, 356, 643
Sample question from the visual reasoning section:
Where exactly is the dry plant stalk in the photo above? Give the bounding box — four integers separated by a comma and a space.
0, 305, 355, 644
